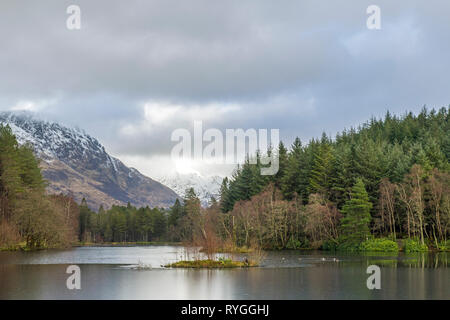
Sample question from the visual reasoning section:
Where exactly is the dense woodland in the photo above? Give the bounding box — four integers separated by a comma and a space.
215, 107, 450, 251
165, 107, 450, 252
78, 201, 167, 243
1, 108, 449, 252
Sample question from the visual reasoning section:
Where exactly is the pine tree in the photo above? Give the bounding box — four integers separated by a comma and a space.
308, 135, 334, 197
250, 150, 269, 194
219, 177, 230, 212
78, 198, 91, 240
151, 208, 167, 240
281, 137, 306, 200
274, 141, 288, 189
236, 158, 254, 201
340, 178, 372, 244
184, 188, 201, 219
17, 143, 45, 191
168, 198, 183, 226
331, 143, 356, 208
0, 124, 22, 219
224, 166, 242, 212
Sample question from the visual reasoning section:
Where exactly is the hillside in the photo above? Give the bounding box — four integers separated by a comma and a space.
0, 112, 179, 210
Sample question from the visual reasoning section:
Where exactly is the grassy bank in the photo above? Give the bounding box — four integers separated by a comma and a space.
201, 245, 254, 254
0, 242, 71, 251
322, 237, 449, 253
0, 242, 27, 251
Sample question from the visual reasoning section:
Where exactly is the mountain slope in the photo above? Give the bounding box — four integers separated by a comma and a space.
0, 111, 179, 210
155, 172, 222, 207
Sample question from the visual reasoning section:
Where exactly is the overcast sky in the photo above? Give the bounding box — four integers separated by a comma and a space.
1, 0, 449, 177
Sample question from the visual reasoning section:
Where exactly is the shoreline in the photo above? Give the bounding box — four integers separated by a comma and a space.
2, 239, 447, 253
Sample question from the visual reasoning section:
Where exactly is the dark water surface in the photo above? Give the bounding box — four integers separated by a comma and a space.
0, 246, 448, 299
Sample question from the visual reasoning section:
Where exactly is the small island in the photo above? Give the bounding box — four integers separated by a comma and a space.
165, 257, 256, 268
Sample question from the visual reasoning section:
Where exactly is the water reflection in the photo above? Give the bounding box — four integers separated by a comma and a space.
0, 246, 448, 299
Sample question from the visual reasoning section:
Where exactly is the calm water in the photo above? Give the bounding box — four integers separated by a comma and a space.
0, 246, 448, 299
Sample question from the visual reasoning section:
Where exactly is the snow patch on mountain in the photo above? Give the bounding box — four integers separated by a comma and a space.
0, 111, 104, 163
155, 172, 223, 207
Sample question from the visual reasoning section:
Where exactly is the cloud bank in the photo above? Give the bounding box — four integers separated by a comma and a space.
1, 0, 449, 177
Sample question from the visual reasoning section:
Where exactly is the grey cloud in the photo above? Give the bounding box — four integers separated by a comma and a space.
0, 0, 449, 171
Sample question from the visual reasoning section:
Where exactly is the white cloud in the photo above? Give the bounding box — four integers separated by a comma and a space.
119, 101, 239, 137
8, 98, 58, 112
10, 101, 37, 112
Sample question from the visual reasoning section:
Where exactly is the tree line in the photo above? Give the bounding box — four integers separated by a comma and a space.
1, 108, 449, 252
167, 108, 449, 252
213, 107, 449, 250
79, 201, 168, 243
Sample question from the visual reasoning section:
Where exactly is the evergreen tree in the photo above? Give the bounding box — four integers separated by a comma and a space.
340, 178, 372, 243
274, 141, 288, 189
78, 198, 92, 241
151, 208, 167, 240
168, 198, 183, 226
219, 177, 230, 212
308, 135, 334, 197
331, 143, 356, 208
281, 137, 307, 200
236, 158, 254, 201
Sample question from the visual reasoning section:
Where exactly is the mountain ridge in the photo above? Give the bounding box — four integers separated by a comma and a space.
0, 111, 179, 210
155, 172, 223, 207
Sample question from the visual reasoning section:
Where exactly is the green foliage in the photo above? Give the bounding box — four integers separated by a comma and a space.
274, 141, 288, 189
359, 238, 399, 252
331, 236, 399, 253
340, 179, 372, 243
281, 137, 310, 201
285, 237, 302, 249
0, 125, 45, 204
309, 134, 334, 197
219, 177, 230, 212
403, 238, 429, 253
321, 240, 338, 251
0, 124, 78, 249
218, 257, 232, 263
336, 239, 362, 252
436, 240, 449, 252
80, 202, 168, 243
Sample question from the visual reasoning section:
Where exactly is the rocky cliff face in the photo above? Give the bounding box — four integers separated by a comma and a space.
0, 111, 179, 210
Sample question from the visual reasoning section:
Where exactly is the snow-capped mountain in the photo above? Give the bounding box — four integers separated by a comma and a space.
156, 172, 223, 207
0, 111, 179, 210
